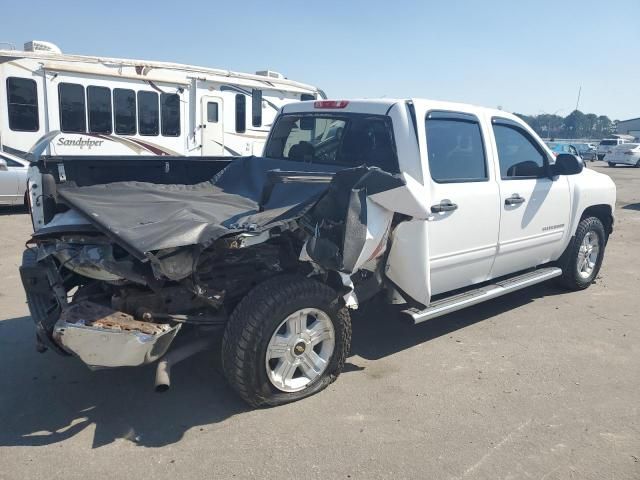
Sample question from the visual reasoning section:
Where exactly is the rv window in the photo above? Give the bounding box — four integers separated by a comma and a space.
161, 93, 180, 137
7, 77, 39, 132
59, 83, 86, 133
138, 91, 159, 136
301, 93, 316, 101
87, 86, 112, 134
235, 94, 246, 133
252, 89, 262, 127
207, 102, 219, 123
114, 89, 136, 135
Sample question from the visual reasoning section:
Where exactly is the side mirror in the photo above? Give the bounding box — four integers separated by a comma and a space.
552, 153, 584, 176
0, 158, 7, 172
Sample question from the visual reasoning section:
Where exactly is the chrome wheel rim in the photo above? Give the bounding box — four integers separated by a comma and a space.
577, 231, 600, 279
265, 308, 335, 393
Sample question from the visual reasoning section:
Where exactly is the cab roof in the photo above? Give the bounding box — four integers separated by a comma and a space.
281, 98, 519, 121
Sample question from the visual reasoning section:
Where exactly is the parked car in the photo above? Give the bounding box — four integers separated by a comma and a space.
576, 143, 598, 162
548, 143, 581, 158
0, 151, 29, 206
597, 138, 627, 160
604, 143, 640, 167
21, 99, 616, 406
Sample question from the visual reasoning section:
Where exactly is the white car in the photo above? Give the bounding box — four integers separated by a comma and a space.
597, 138, 627, 160
0, 152, 29, 206
605, 143, 640, 167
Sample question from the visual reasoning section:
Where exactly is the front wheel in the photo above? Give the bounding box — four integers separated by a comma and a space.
608, 162, 616, 167
635, 159, 640, 168
221, 275, 351, 407
557, 217, 606, 290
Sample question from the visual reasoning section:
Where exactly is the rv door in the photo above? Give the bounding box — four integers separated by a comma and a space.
201, 96, 224, 155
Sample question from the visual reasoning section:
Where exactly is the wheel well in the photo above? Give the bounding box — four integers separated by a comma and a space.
581, 204, 613, 237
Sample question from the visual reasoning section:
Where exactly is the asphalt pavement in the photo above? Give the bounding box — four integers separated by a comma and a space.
0, 162, 638, 479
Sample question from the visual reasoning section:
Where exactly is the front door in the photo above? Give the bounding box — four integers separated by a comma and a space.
419, 109, 501, 296
201, 96, 224, 156
489, 118, 571, 278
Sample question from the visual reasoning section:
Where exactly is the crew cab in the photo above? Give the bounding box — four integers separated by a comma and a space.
20, 99, 616, 406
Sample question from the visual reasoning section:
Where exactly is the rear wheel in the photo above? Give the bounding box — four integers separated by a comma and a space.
557, 216, 606, 290
608, 162, 616, 167
221, 275, 351, 407
635, 159, 640, 168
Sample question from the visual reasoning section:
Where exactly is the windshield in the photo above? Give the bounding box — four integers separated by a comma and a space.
264, 113, 399, 173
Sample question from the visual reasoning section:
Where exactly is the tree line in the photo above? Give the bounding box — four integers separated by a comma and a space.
514, 110, 617, 139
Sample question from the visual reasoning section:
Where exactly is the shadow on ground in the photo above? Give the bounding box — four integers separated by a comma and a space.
0, 205, 28, 216
0, 283, 568, 449
621, 202, 640, 211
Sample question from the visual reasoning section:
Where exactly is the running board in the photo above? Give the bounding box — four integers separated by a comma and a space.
403, 267, 562, 325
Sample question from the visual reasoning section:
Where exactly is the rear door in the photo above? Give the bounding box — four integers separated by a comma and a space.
489, 117, 570, 278
201, 96, 224, 155
413, 106, 501, 296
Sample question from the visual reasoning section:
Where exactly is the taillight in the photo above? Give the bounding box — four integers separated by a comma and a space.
314, 100, 349, 109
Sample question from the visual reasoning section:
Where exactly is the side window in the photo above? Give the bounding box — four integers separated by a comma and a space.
251, 89, 262, 127
138, 91, 159, 136
235, 94, 246, 133
425, 115, 487, 182
7, 77, 39, 132
301, 93, 315, 101
113, 88, 136, 135
1, 156, 22, 167
59, 83, 86, 133
207, 102, 219, 122
87, 86, 112, 134
493, 123, 547, 179
160, 93, 180, 137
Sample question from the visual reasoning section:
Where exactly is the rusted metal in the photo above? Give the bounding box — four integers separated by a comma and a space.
60, 301, 171, 335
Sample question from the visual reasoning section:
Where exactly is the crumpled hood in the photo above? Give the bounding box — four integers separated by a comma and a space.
54, 157, 342, 258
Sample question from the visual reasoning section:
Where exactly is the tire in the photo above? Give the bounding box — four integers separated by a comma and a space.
608, 162, 615, 167
635, 160, 640, 168
556, 217, 606, 291
221, 275, 351, 407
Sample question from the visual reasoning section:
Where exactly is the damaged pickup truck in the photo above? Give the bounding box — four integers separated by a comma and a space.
21, 99, 616, 406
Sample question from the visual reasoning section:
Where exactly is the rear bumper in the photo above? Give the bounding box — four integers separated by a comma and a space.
53, 304, 181, 368
20, 250, 180, 368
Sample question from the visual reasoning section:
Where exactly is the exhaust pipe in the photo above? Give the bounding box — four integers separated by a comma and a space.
154, 337, 213, 392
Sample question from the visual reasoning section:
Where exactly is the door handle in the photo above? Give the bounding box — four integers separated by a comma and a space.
431, 200, 458, 213
505, 194, 525, 206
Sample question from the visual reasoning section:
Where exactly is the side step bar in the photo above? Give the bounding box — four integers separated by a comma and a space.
403, 267, 562, 325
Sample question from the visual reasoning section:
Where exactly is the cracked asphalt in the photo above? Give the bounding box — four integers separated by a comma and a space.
0, 162, 638, 479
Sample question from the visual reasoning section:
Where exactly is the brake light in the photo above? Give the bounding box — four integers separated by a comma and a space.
314, 100, 349, 109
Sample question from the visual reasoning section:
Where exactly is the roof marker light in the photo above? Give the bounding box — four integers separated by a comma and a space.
314, 100, 349, 109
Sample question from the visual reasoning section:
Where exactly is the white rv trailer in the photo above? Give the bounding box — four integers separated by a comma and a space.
0, 41, 324, 158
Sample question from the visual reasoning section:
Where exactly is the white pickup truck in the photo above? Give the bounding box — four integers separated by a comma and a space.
21, 98, 616, 406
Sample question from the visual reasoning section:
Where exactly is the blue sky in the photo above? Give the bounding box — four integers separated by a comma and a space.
2, 0, 638, 119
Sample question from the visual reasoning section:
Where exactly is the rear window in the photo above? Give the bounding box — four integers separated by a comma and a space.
264, 113, 399, 173
600, 140, 617, 146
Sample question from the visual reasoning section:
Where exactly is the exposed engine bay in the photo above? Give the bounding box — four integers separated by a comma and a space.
21, 156, 430, 378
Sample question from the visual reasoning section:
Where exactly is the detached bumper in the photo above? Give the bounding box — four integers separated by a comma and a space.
53, 301, 181, 368
20, 249, 180, 368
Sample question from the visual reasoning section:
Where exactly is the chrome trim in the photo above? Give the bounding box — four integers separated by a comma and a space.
404, 267, 562, 324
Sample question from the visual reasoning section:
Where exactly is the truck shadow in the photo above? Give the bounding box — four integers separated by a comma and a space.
0, 282, 568, 449
350, 282, 567, 361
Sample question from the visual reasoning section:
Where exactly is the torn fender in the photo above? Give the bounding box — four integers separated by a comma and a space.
303, 168, 430, 275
